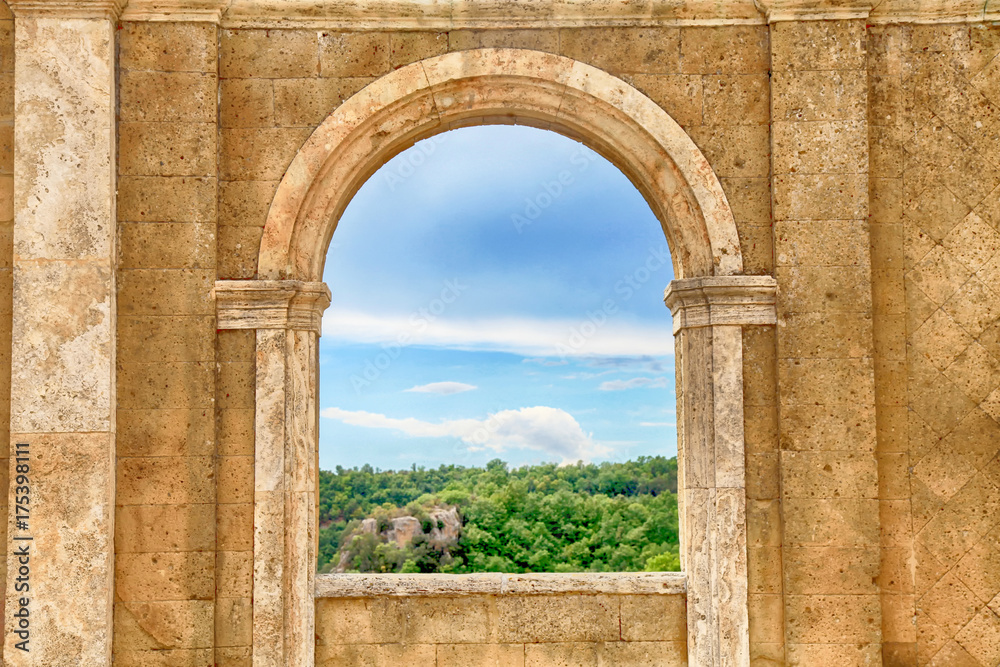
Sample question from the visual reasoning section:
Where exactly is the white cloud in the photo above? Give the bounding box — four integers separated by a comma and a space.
321, 405, 610, 463
405, 381, 477, 395
598, 376, 669, 391
322, 309, 673, 358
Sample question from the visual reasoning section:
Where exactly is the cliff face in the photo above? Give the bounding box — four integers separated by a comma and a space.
336, 506, 462, 572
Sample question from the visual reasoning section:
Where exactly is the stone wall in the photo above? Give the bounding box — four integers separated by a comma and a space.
315, 591, 687, 666
5, 0, 1000, 664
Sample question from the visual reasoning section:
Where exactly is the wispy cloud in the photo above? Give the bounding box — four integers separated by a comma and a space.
405, 381, 477, 395
598, 376, 669, 391
321, 406, 610, 463
322, 310, 673, 358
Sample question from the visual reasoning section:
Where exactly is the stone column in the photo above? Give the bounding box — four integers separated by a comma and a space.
664, 275, 776, 667
216, 280, 331, 667
5, 1, 121, 664
762, 1, 884, 663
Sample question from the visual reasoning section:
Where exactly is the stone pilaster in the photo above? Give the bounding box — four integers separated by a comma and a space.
765, 4, 884, 663
665, 275, 776, 667
6, 1, 121, 664
216, 280, 330, 667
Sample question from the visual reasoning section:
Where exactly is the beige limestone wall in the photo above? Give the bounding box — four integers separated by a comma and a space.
869, 22, 1000, 667
0, 1, 11, 648
114, 21, 220, 666
315, 592, 687, 666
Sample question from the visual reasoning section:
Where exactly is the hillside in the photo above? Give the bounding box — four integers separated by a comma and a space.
318, 456, 681, 574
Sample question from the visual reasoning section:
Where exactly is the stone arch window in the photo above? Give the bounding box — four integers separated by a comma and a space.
214, 48, 776, 667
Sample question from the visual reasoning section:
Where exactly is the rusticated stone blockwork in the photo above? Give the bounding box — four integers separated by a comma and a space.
2, 0, 1000, 665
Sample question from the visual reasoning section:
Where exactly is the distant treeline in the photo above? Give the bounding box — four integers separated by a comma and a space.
317, 456, 680, 574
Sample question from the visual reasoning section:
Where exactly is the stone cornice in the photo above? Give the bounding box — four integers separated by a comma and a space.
9, 0, 126, 19
664, 276, 777, 333
112, 0, 1000, 27
215, 280, 331, 334
754, 0, 875, 22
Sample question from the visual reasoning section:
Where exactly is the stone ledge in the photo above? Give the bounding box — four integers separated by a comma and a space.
215, 279, 330, 333
664, 275, 777, 333
9, 0, 126, 19
116, 0, 1000, 26
315, 572, 687, 598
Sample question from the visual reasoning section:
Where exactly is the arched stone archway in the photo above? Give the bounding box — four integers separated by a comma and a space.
214, 48, 777, 667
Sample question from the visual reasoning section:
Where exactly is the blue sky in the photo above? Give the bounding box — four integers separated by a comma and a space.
319, 125, 676, 472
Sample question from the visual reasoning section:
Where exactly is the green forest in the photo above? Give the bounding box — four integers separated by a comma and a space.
317, 456, 681, 574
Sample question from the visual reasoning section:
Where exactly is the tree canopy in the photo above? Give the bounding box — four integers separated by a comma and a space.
318, 456, 681, 574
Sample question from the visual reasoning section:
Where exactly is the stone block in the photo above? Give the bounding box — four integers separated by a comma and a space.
782, 547, 880, 595
775, 266, 873, 313
216, 551, 252, 598
218, 408, 255, 457
389, 32, 448, 68
316, 643, 436, 666
117, 362, 214, 410
119, 122, 216, 177
775, 220, 870, 267
118, 316, 215, 364
217, 225, 264, 280
782, 498, 880, 547
784, 594, 881, 645
217, 503, 253, 551
772, 70, 867, 122
216, 646, 252, 667
721, 177, 770, 224
117, 456, 215, 506
497, 595, 619, 642
771, 20, 866, 72
620, 594, 687, 641
772, 120, 868, 175
402, 596, 493, 643
221, 29, 319, 78
623, 74, 702, 127
118, 176, 217, 224
115, 504, 216, 553
113, 600, 214, 650
120, 22, 217, 72
748, 545, 782, 595
119, 223, 216, 269
273, 76, 373, 127
117, 408, 214, 458
218, 329, 256, 362
449, 29, 558, 53
748, 594, 784, 645
219, 180, 279, 227
217, 456, 253, 505
437, 643, 525, 667
220, 79, 275, 129
774, 175, 868, 221
523, 642, 598, 667
314, 598, 404, 645
120, 71, 216, 123
220, 128, 312, 181
559, 27, 680, 74
778, 358, 875, 407
217, 362, 255, 410
777, 312, 873, 359
215, 597, 253, 647
780, 451, 878, 499
115, 552, 215, 601
114, 648, 214, 666
0, 122, 12, 174
687, 124, 770, 178
680, 25, 768, 74
702, 74, 769, 125
785, 642, 881, 666
118, 269, 215, 316
320, 32, 391, 77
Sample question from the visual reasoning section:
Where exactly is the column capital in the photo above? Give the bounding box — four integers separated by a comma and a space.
753, 0, 874, 22
664, 275, 776, 333
215, 280, 331, 334
9, 0, 127, 19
